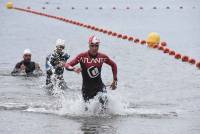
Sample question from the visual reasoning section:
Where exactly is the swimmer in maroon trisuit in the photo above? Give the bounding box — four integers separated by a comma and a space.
65, 35, 117, 109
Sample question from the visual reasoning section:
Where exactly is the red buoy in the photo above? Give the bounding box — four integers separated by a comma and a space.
189, 59, 196, 64
27, 6, 31, 9
108, 31, 112, 35
196, 62, 200, 69
175, 53, 181, 59
153, 45, 158, 48
122, 35, 128, 39
134, 38, 140, 43
112, 32, 117, 36
99, 29, 103, 32
73, 21, 77, 25
140, 40, 146, 45
128, 37, 134, 41
103, 30, 108, 34
158, 46, 164, 51
94, 27, 99, 31
182, 56, 189, 62
169, 50, 175, 55
161, 42, 167, 47
163, 48, 170, 53
87, 25, 91, 29
117, 34, 122, 38
91, 26, 95, 30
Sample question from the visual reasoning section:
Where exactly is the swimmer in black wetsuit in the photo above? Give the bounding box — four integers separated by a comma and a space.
11, 49, 42, 76
45, 39, 70, 89
65, 35, 117, 108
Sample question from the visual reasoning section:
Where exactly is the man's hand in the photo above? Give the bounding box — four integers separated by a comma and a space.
73, 67, 82, 74
58, 61, 65, 67
110, 80, 117, 90
20, 64, 26, 70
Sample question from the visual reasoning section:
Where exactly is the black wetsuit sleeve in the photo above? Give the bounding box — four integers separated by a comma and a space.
25, 62, 35, 73
11, 62, 22, 75
63, 53, 70, 61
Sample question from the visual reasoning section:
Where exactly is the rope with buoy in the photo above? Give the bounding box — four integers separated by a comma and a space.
6, 2, 200, 70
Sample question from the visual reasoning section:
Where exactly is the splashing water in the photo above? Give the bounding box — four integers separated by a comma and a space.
26, 87, 178, 118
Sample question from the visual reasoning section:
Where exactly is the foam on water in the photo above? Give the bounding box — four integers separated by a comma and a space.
24, 87, 178, 118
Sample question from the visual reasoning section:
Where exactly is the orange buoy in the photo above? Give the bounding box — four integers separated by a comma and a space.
122, 35, 128, 39
161, 42, 167, 47
182, 56, 189, 62
128, 37, 134, 41
163, 48, 170, 53
140, 40, 146, 45
196, 62, 200, 69
134, 38, 140, 43
169, 50, 175, 55
158, 46, 164, 51
175, 53, 181, 59
117, 34, 122, 38
189, 59, 196, 64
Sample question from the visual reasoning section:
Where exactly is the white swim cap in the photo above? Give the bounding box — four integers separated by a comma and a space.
23, 49, 31, 55
56, 39, 65, 48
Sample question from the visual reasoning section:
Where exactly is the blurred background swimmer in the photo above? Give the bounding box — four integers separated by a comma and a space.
11, 49, 43, 77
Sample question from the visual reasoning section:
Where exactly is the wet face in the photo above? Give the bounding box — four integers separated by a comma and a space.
56, 45, 65, 54
89, 43, 99, 56
23, 54, 31, 62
